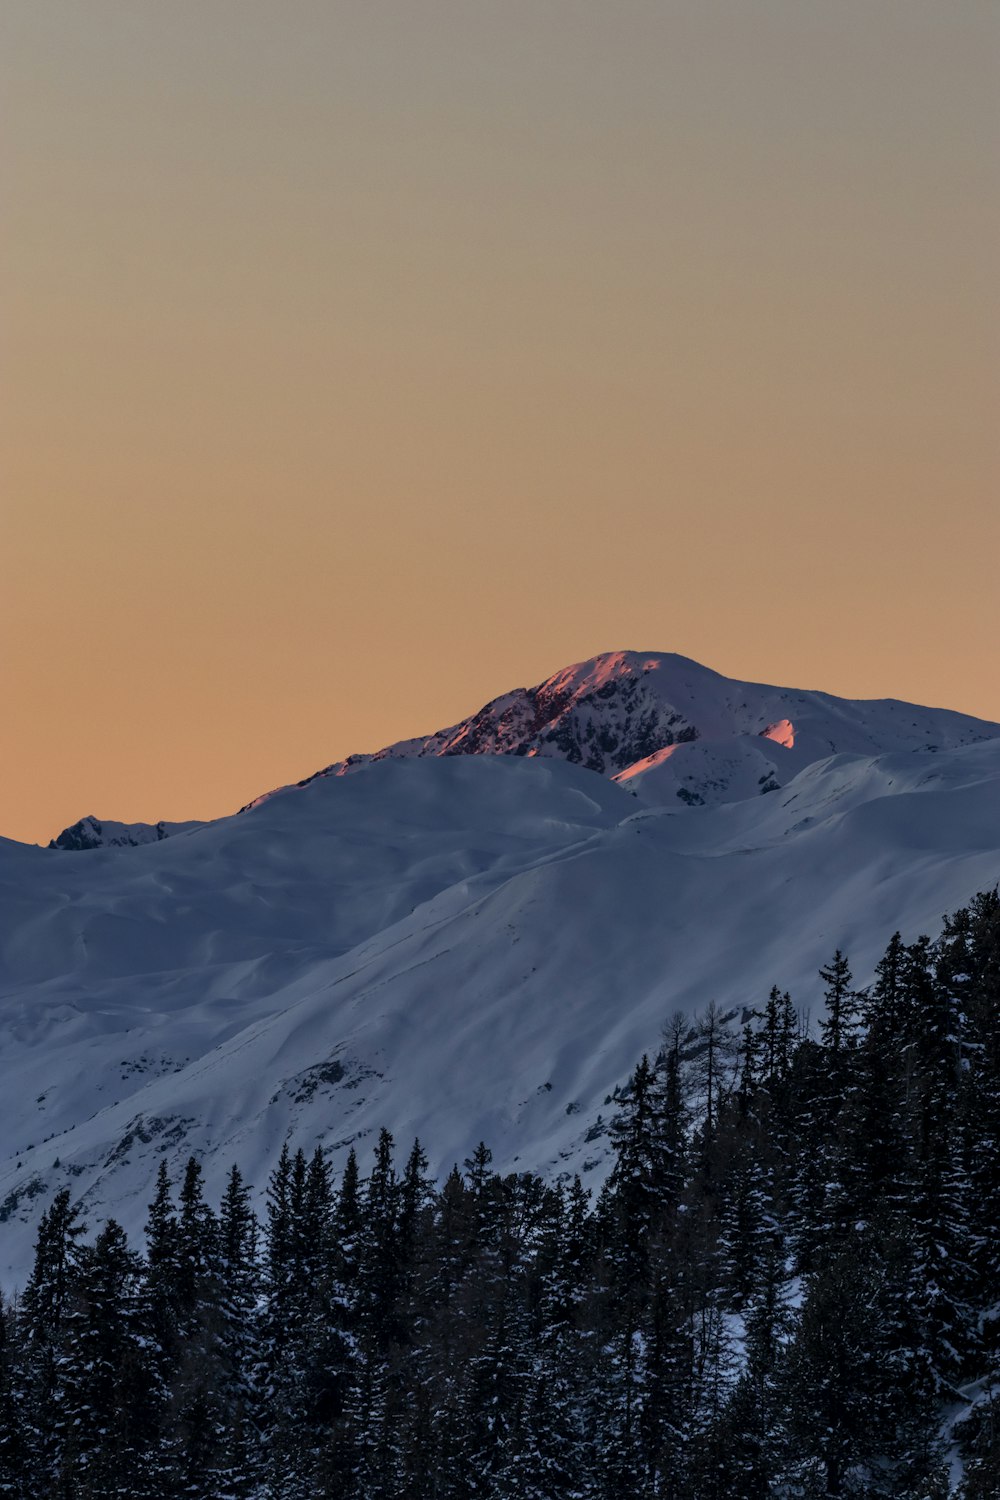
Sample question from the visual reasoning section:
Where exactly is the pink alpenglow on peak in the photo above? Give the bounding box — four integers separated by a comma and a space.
230, 649, 1000, 818
613, 743, 682, 785
760, 720, 795, 749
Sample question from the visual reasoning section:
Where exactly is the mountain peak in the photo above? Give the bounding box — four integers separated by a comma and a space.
49, 816, 206, 852
273, 650, 1000, 812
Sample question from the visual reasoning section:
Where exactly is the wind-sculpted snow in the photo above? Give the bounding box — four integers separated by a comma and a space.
3, 735, 1000, 1285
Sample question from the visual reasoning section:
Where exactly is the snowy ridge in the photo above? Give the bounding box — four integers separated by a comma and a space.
49, 816, 207, 851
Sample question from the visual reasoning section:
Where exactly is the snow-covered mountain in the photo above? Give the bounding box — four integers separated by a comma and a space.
4, 651, 999, 1285
251, 650, 999, 810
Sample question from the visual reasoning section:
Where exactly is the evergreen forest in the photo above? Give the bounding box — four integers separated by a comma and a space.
1, 892, 999, 1499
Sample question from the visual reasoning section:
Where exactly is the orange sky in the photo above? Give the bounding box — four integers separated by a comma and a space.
2, 1, 998, 846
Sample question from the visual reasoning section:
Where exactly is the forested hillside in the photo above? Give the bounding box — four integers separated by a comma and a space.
2, 892, 998, 1498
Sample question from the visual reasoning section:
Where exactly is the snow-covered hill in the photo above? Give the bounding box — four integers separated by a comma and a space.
3, 652, 999, 1285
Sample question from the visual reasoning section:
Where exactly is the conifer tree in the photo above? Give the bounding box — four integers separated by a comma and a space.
160, 1156, 228, 1497
362, 1127, 402, 1351
696, 1001, 738, 1135
605, 1053, 684, 1303
717, 1131, 774, 1311
334, 1146, 363, 1301
943, 893, 1000, 1300
260, 1143, 308, 1492
867, 931, 909, 1045
0, 1288, 26, 1493
958, 1391, 1000, 1498
58, 1219, 155, 1497
733, 1248, 796, 1489
215, 1164, 259, 1497
263, 1143, 293, 1318
782, 1253, 897, 1497
855, 951, 911, 1214
20, 1188, 86, 1481
293, 1145, 355, 1477
900, 937, 976, 1389
809, 951, 864, 1260
397, 1137, 433, 1335
818, 949, 860, 1063
175, 1154, 218, 1332
144, 1160, 181, 1369
757, 985, 797, 1089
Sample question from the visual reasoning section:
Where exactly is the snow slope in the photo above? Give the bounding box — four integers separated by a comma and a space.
3, 717, 1000, 1284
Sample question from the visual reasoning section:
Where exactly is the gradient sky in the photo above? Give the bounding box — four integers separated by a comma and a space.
2, 1, 998, 845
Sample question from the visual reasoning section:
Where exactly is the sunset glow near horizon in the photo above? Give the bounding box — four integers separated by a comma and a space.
2, 1, 998, 845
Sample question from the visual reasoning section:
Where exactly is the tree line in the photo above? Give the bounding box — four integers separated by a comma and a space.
1, 892, 999, 1498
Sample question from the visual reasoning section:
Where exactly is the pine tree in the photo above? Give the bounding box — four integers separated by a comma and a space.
757, 985, 797, 1089
781, 1253, 896, 1497
855, 947, 911, 1216
604, 1053, 685, 1305
258, 1143, 299, 1490
58, 1219, 156, 1497
809, 951, 864, 1261
945, 894, 1000, 1311
215, 1164, 259, 1497
397, 1138, 433, 1335
361, 1128, 401, 1351
262, 1142, 293, 1339
296, 1145, 355, 1483
522, 1182, 594, 1499
732, 1248, 796, 1491
175, 1154, 218, 1332
334, 1146, 363, 1302
818, 949, 860, 1063
144, 1159, 181, 1367
0, 1288, 27, 1494
717, 1130, 774, 1312
462, 1289, 532, 1498
695, 1001, 738, 1136
901, 936, 976, 1390
20, 1188, 86, 1483
958, 1390, 1000, 1498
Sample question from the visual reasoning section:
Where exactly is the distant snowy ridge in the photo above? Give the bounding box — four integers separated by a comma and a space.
49, 816, 206, 851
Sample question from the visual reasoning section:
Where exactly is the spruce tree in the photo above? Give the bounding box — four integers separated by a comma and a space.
58, 1219, 155, 1497
333, 1146, 363, 1303
20, 1188, 86, 1483
0, 1288, 26, 1494
215, 1164, 259, 1497
361, 1128, 401, 1351
902, 937, 976, 1390
144, 1160, 181, 1369
818, 949, 860, 1062
782, 1253, 896, 1497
